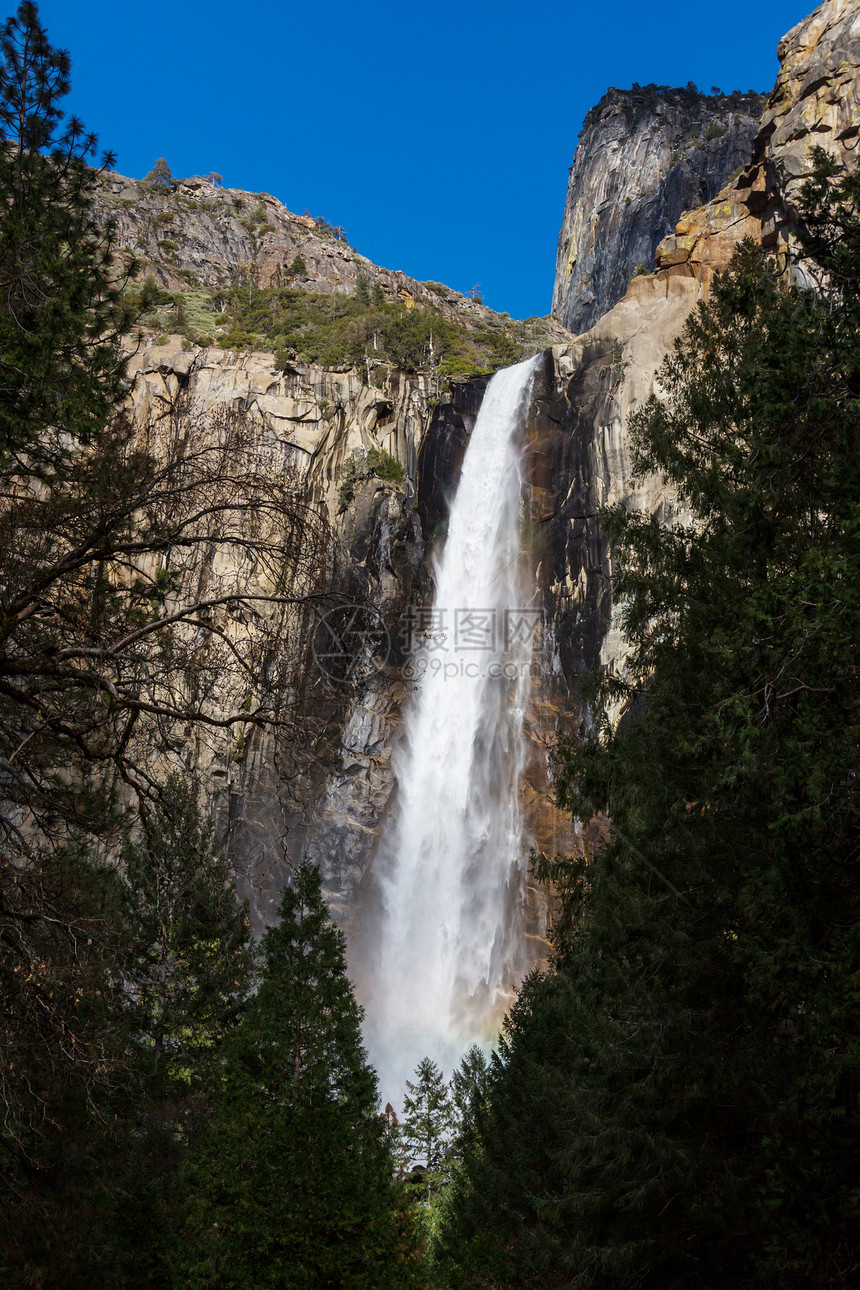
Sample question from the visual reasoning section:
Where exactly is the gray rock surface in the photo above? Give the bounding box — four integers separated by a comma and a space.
552, 86, 764, 334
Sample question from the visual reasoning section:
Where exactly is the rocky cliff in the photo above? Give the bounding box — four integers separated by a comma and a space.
552, 86, 764, 334
116, 0, 859, 946
655, 0, 860, 284
544, 0, 860, 714
123, 335, 439, 927
98, 168, 568, 347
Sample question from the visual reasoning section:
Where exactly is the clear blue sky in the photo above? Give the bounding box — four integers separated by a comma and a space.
37, 0, 812, 319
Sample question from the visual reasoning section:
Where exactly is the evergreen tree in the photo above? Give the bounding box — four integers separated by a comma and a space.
437, 155, 860, 1288
0, 838, 133, 1285
0, 1, 134, 462
402, 1056, 454, 1172
121, 773, 254, 1091
91, 780, 256, 1289
144, 156, 173, 190
176, 860, 416, 1288
449, 1043, 491, 1153
0, 781, 257, 1288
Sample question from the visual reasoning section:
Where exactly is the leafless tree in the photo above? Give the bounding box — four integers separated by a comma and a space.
0, 365, 343, 1150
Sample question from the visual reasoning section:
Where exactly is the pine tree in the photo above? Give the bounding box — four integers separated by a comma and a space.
0, 781, 257, 1288
120, 773, 254, 1091
402, 1056, 454, 1171
144, 156, 173, 190
449, 1044, 491, 1153
0, 838, 134, 1284
176, 860, 416, 1288
0, 1, 135, 462
91, 781, 257, 1289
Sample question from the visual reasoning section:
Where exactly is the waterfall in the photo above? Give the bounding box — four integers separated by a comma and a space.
367, 356, 541, 1101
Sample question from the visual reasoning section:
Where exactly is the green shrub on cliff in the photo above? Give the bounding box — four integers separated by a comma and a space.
338, 452, 363, 509
367, 445, 405, 486
338, 446, 405, 509
194, 278, 537, 380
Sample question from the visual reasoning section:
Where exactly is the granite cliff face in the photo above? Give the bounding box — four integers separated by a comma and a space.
116, 0, 859, 937
656, 0, 860, 284
552, 86, 764, 334
123, 335, 437, 926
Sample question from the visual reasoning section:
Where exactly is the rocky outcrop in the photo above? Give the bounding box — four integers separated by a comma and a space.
656, 0, 860, 284
760, 0, 860, 239
99, 169, 569, 343
552, 86, 764, 334
126, 334, 435, 515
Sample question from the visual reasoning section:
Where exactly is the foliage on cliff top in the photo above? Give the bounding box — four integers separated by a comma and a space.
582, 82, 766, 133
132, 275, 551, 381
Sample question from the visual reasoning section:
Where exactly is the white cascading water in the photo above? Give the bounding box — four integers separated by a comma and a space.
367, 356, 541, 1102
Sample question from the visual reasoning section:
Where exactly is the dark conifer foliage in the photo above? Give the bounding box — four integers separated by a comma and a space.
449, 1043, 491, 1153
120, 772, 255, 1092
176, 860, 416, 1289
437, 156, 860, 1288
1, 783, 256, 1288
0, 1, 134, 462
402, 1056, 454, 1172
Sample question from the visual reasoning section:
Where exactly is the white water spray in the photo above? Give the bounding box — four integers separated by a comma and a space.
367, 357, 541, 1100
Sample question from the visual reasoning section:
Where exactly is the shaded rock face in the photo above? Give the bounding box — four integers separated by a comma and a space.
415, 379, 489, 548
532, 276, 698, 697
288, 480, 427, 930
552, 87, 764, 334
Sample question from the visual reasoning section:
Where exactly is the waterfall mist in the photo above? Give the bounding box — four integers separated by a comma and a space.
365, 357, 541, 1103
